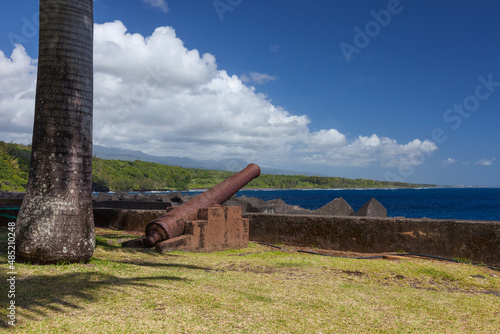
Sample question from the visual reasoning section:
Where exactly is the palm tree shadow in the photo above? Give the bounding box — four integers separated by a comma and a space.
0, 270, 187, 328
113, 259, 211, 270
0, 230, 213, 328
94, 234, 146, 252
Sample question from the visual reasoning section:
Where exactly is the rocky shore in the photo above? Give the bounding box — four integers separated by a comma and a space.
1, 190, 388, 217
224, 195, 387, 217
91, 191, 388, 217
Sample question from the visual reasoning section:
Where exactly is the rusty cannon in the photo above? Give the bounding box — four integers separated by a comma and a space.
143, 163, 261, 247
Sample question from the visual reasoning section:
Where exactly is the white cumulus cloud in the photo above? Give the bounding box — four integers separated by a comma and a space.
240, 72, 277, 85
303, 135, 437, 168
143, 0, 168, 12
474, 158, 495, 166
443, 158, 457, 165
0, 45, 36, 143
0, 20, 438, 171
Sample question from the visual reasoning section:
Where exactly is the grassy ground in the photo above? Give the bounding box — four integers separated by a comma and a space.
1, 227, 499, 333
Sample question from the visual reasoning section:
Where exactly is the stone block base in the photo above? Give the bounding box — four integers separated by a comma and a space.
122, 206, 249, 253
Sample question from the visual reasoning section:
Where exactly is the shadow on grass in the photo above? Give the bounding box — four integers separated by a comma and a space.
0, 271, 187, 329
111, 259, 211, 270
95, 234, 142, 251
0, 228, 211, 329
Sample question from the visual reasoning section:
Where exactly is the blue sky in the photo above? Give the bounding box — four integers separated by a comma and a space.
1, 0, 499, 186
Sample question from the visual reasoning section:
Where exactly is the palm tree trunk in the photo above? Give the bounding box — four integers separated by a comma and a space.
16, 0, 95, 264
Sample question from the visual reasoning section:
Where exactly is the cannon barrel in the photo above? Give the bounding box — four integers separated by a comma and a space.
144, 163, 261, 247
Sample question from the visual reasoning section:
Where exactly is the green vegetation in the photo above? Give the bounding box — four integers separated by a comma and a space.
92, 158, 192, 191
0, 140, 435, 192
1, 227, 499, 333
245, 174, 434, 190
0, 141, 31, 192
93, 160, 436, 191
91, 159, 436, 191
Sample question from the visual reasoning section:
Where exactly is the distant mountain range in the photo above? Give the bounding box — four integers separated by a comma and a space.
93, 145, 320, 176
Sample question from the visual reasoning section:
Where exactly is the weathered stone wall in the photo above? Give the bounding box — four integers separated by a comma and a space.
92, 208, 500, 267
93, 208, 165, 231
5, 191, 497, 265
246, 213, 500, 268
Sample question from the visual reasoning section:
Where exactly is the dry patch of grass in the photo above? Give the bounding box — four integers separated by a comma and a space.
1, 227, 499, 333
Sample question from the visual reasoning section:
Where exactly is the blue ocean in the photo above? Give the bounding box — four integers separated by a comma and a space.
223, 188, 500, 221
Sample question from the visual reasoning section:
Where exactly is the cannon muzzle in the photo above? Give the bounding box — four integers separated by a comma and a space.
144, 163, 261, 247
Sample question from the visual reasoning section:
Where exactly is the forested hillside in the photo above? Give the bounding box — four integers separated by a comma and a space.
92, 158, 435, 190
92, 158, 193, 190
0, 141, 31, 191
0, 141, 435, 192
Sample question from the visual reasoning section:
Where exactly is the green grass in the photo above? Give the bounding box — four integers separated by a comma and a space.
1, 227, 499, 333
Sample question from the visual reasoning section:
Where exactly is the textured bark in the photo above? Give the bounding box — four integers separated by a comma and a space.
16, 0, 95, 264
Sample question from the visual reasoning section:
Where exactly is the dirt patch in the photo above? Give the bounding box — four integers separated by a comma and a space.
208, 262, 278, 274
258, 243, 410, 260
95, 227, 144, 237
342, 270, 365, 276
258, 242, 500, 273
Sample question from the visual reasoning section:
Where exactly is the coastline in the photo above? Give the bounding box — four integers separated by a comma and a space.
2, 187, 499, 221
3, 185, 500, 196
188, 185, 499, 192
